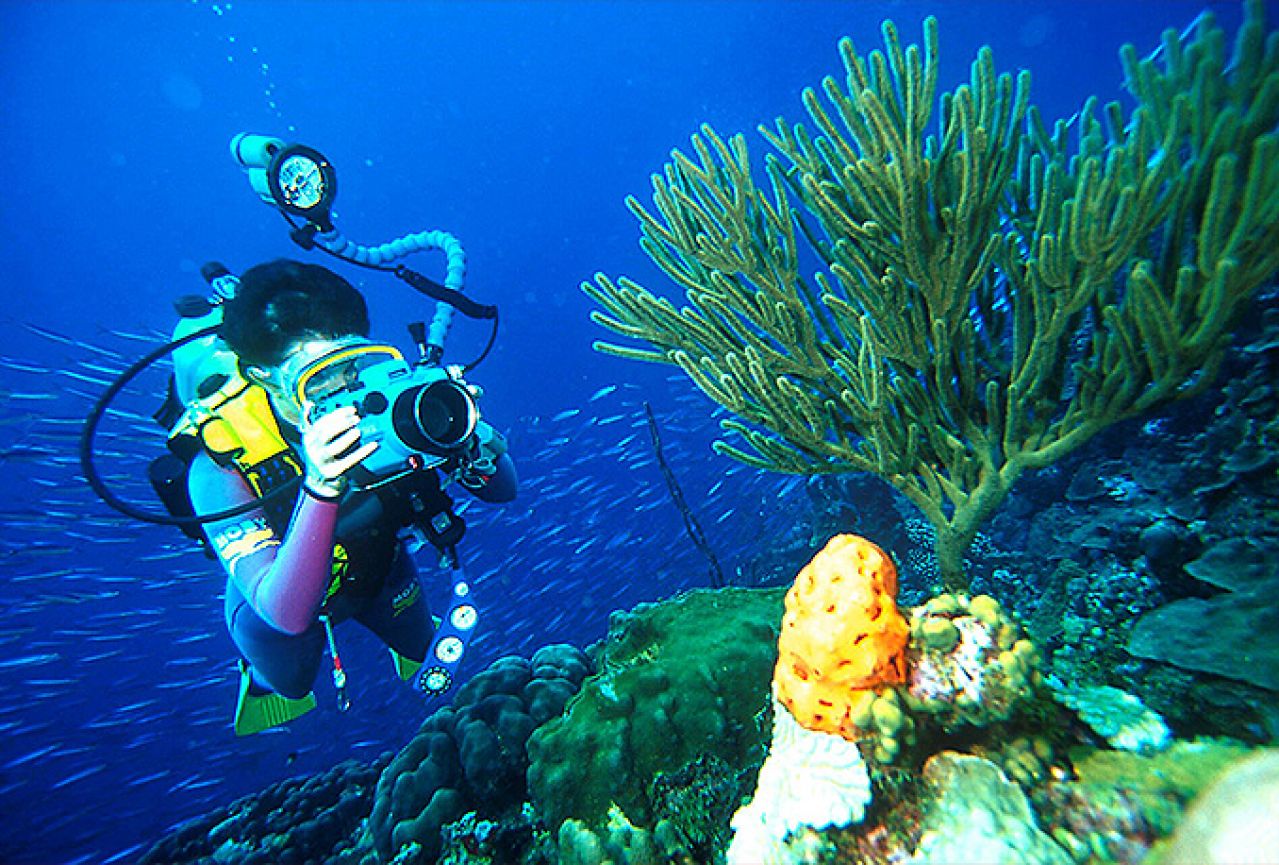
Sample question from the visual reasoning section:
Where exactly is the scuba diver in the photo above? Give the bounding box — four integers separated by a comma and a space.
80, 135, 514, 735
189, 260, 516, 734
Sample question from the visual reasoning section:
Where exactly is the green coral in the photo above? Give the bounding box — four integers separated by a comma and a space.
584, 3, 1279, 590
1049, 681, 1171, 752
1069, 738, 1256, 837
557, 806, 677, 865
902, 592, 1041, 733
526, 587, 783, 835
647, 754, 747, 861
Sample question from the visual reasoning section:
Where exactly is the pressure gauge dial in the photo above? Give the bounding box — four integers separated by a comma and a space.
278, 155, 324, 210
435, 636, 465, 664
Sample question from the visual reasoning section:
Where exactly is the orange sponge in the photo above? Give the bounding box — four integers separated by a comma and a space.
774, 534, 910, 741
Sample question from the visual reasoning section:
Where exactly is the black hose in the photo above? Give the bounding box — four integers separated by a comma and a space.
78, 324, 297, 527
463, 312, 500, 374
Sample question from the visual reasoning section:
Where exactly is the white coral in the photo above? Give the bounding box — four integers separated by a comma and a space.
727, 696, 872, 865
1049, 680, 1171, 753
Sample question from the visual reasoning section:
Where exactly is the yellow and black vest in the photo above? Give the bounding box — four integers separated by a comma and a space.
167, 374, 397, 600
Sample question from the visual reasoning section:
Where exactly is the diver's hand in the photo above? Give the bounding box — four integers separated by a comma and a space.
301, 406, 378, 498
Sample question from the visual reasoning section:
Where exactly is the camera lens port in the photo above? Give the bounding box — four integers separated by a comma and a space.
392, 380, 477, 454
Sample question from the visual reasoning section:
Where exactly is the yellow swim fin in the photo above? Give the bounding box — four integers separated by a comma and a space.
388, 616, 439, 682
389, 649, 423, 682
233, 662, 316, 736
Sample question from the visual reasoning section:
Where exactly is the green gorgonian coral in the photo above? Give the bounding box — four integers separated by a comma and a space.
584, 3, 1279, 590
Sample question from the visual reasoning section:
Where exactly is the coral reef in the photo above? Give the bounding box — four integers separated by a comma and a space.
909, 751, 1072, 865
904, 592, 1040, 733
1127, 535, 1279, 693
789, 286, 1279, 747
367, 644, 591, 863
721, 534, 1277, 865
137, 757, 387, 865
584, 1, 1279, 589
139, 557, 1271, 865
727, 535, 1051, 863
526, 587, 783, 834
1032, 739, 1259, 863
1101, 289, 1279, 741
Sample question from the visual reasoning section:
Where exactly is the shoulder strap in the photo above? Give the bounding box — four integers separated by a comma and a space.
169, 376, 303, 500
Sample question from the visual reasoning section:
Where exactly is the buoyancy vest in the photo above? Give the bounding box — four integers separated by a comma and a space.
167, 372, 399, 601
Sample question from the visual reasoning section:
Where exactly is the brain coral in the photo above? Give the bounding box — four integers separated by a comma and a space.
527, 586, 785, 832
368, 644, 591, 862
726, 695, 873, 865
773, 534, 910, 740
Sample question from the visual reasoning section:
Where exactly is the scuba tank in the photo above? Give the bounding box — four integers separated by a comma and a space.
147, 264, 244, 548
172, 263, 241, 406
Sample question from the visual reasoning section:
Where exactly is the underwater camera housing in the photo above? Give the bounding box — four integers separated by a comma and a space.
298, 343, 480, 484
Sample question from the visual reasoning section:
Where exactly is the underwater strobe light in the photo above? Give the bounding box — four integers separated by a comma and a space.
228, 130, 501, 372
230, 133, 337, 229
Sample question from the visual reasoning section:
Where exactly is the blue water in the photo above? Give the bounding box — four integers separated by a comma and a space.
0, 1, 1252, 862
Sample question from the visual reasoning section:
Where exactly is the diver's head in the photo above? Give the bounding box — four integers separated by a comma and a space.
221, 259, 370, 369
220, 259, 370, 421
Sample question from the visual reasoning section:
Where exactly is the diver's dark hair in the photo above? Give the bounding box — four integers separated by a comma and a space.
220, 259, 370, 367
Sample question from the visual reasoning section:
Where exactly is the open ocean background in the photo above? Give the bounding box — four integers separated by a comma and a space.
0, 2, 1259, 863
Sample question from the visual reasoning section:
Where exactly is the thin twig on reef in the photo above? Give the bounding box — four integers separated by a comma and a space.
644, 402, 726, 589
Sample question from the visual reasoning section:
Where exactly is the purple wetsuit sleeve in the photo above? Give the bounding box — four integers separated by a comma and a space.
188, 451, 338, 635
